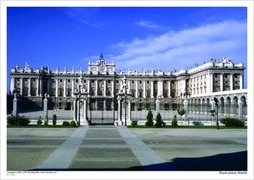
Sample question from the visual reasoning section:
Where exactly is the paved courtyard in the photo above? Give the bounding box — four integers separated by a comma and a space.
7, 126, 247, 171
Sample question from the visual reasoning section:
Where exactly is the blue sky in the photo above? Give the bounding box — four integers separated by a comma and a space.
7, 7, 247, 90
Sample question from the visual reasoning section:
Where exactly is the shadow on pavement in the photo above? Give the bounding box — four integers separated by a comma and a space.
33, 151, 247, 171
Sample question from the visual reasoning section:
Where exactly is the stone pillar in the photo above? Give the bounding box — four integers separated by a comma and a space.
206, 74, 210, 93
238, 99, 243, 121
155, 97, 160, 114
168, 81, 171, 98
135, 80, 138, 98
20, 78, 23, 96
36, 78, 40, 96
183, 98, 189, 122
240, 74, 243, 89
230, 74, 234, 91
10, 77, 15, 94
12, 93, 18, 116
73, 98, 77, 121
63, 79, 66, 97
143, 81, 146, 98
151, 81, 154, 98
95, 80, 98, 96
28, 78, 31, 96
116, 96, 123, 126
210, 74, 213, 93
104, 80, 107, 96
55, 79, 58, 97
83, 97, 88, 125
127, 99, 131, 125
111, 80, 114, 97
71, 79, 75, 97
43, 93, 48, 121
220, 74, 223, 92
40, 77, 43, 96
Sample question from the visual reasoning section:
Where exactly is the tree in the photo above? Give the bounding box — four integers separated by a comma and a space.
53, 114, 57, 126
155, 113, 163, 127
178, 109, 186, 121
172, 115, 178, 127
145, 109, 153, 126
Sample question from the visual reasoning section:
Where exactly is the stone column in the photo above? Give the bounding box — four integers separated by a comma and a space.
95, 80, 98, 96
210, 74, 214, 93
238, 99, 243, 121
143, 81, 146, 98
151, 81, 154, 98
73, 98, 77, 121
168, 81, 171, 98
183, 98, 189, 123
104, 80, 107, 96
40, 77, 43, 96
63, 79, 66, 97
111, 80, 114, 97
155, 97, 160, 114
230, 74, 234, 91
12, 93, 18, 116
36, 78, 39, 96
127, 98, 132, 125
116, 96, 123, 126
83, 97, 88, 125
206, 74, 210, 93
135, 80, 138, 98
10, 77, 15, 94
240, 74, 243, 89
20, 78, 23, 96
43, 93, 48, 121
55, 79, 58, 97
28, 78, 31, 96
220, 74, 223, 92
71, 79, 75, 97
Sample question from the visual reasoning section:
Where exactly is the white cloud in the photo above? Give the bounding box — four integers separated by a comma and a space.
135, 20, 161, 29
112, 20, 246, 71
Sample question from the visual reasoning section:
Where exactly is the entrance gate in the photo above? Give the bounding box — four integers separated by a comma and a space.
88, 98, 117, 125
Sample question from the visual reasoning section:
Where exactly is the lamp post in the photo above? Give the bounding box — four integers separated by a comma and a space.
214, 97, 219, 129
183, 91, 190, 124
122, 75, 127, 126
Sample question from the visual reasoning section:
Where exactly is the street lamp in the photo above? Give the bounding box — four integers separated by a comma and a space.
214, 97, 219, 129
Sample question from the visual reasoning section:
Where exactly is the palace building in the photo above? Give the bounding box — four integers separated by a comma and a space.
9, 55, 247, 125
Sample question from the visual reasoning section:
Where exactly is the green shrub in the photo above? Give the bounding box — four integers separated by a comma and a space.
44, 115, 48, 126
7, 115, 30, 126
52, 114, 57, 126
178, 109, 186, 116
70, 120, 76, 127
145, 109, 153, 126
220, 117, 244, 127
171, 115, 178, 127
62, 121, 70, 126
192, 121, 203, 126
210, 109, 215, 116
37, 116, 43, 126
155, 113, 163, 127
131, 121, 138, 127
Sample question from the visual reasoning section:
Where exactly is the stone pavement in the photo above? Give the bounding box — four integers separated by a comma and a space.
7, 126, 247, 171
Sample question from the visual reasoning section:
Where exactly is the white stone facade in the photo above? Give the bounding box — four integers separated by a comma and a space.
10, 56, 246, 113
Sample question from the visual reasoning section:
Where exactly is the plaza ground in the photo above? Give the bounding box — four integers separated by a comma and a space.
7, 125, 247, 171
